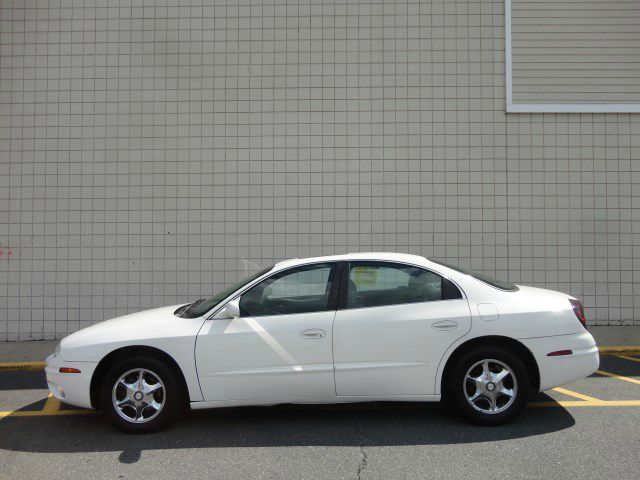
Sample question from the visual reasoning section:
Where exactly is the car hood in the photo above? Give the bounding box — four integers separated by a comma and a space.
58, 304, 196, 361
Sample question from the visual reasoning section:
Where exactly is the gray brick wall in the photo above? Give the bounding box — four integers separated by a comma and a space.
0, 0, 638, 340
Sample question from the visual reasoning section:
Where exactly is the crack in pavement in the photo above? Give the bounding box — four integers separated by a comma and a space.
354, 416, 368, 480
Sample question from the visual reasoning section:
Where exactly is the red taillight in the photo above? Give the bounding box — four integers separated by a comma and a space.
569, 299, 587, 329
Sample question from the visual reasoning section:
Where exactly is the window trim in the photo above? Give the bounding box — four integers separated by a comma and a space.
505, 0, 640, 114
206, 261, 344, 319
337, 260, 466, 311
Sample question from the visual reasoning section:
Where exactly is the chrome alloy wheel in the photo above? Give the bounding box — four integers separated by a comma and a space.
463, 359, 518, 414
111, 368, 165, 424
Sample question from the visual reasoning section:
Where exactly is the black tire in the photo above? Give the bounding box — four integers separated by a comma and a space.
100, 355, 185, 433
449, 346, 530, 426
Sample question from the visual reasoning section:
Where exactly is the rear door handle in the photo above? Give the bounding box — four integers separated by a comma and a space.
431, 320, 458, 331
300, 328, 326, 339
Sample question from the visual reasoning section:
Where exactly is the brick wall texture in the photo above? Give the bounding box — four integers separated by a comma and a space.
1, 0, 638, 340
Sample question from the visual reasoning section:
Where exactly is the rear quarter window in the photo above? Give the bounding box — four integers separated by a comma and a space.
430, 260, 519, 292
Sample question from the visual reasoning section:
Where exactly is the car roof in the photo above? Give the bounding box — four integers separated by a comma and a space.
273, 252, 429, 270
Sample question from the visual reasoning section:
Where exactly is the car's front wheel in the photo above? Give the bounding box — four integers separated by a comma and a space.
450, 346, 530, 425
100, 356, 184, 433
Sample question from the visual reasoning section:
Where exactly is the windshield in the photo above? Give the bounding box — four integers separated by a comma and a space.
430, 259, 519, 292
179, 265, 274, 318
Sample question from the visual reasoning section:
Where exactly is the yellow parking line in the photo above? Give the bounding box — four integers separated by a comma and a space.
595, 369, 640, 386
615, 354, 640, 364
0, 362, 46, 372
42, 393, 61, 412
0, 409, 96, 418
551, 387, 604, 403
528, 400, 590, 407
529, 400, 640, 407
599, 346, 640, 356
594, 400, 640, 406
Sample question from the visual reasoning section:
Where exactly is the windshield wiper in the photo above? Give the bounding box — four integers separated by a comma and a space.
180, 298, 206, 317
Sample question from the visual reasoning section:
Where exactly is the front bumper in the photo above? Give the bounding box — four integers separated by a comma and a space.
45, 353, 97, 409
520, 329, 600, 391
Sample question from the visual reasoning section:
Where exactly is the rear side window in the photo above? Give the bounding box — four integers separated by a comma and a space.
345, 262, 462, 309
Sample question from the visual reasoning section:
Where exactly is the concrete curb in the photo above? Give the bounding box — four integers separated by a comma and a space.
0, 346, 638, 372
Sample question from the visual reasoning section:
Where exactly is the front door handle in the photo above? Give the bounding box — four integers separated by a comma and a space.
431, 320, 458, 331
300, 328, 326, 339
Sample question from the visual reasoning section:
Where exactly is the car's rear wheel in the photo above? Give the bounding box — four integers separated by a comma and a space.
100, 356, 184, 433
449, 346, 530, 425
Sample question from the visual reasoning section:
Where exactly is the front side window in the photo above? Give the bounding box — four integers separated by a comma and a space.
239, 263, 337, 317
345, 262, 462, 309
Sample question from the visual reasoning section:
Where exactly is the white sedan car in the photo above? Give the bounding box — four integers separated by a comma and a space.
46, 253, 599, 432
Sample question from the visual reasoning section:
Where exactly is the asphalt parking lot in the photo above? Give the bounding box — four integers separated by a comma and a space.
0, 353, 639, 480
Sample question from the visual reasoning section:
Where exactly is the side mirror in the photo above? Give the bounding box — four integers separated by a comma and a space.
214, 299, 240, 319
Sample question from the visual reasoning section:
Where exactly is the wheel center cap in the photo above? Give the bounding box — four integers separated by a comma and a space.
486, 382, 496, 391
134, 391, 144, 401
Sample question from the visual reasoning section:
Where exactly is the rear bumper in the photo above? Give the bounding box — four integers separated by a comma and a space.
45, 353, 97, 409
520, 330, 599, 391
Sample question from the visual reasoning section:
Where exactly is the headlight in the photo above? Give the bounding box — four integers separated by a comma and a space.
54, 343, 61, 357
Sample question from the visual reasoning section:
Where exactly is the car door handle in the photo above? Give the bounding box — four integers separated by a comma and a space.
300, 328, 326, 339
431, 320, 458, 331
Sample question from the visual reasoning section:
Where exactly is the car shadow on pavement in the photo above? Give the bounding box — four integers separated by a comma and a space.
0, 395, 574, 463
0, 371, 47, 391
